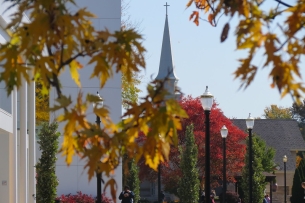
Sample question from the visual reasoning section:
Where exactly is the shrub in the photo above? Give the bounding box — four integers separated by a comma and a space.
290, 153, 305, 203
36, 122, 60, 203
177, 124, 200, 203
138, 199, 151, 203
56, 191, 113, 203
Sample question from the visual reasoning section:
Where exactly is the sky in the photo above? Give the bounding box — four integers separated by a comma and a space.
125, 0, 299, 119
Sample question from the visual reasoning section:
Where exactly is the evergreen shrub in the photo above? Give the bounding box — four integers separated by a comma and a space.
290, 152, 305, 203
36, 122, 60, 203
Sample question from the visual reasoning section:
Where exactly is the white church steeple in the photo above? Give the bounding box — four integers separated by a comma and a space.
155, 3, 180, 98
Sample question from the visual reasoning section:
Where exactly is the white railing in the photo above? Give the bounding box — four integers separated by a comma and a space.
0, 107, 13, 133
0, 107, 12, 117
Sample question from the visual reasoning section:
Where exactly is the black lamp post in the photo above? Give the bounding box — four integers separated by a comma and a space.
158, 164, 161, 203
221, 125, 228, 203
283, 155, 287, 203
200, 86, 214, 203
93, 92, 104, 203
302, 182, 305, 201
246, 114, 254, 203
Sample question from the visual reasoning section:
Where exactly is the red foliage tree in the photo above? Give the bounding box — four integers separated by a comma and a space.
139, 96, 247, 194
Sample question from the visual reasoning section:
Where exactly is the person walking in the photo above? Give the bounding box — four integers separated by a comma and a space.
200, 191, 205, 203
210, 193, 215, 203
119, 185, 135, 203
263, 195, 268, 203
159, 191, 165, 203
266, 194, 270, 203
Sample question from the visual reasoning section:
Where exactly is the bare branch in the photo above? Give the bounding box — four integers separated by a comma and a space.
276, 22, 305, 52
274, 0, 292, 8
61, 51, 86, 67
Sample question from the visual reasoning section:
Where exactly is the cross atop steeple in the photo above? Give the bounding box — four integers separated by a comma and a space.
164, 2, 170, 15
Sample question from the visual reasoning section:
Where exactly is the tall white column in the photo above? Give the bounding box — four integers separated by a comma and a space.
20, 78, 28, 203
12, 86, 18, 203
28, 73, 36, 202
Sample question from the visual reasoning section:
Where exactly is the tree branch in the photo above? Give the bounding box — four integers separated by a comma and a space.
61, 51, 86, 67
276, 22, 305, 52
274, 0, 292, 8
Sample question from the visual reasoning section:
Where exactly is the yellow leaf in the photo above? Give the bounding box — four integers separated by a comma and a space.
145, 153, 160, 171
10, 35, 20, 45
243, 0, 250, 18
49, 95, 72, 111
69, 60, 82, 87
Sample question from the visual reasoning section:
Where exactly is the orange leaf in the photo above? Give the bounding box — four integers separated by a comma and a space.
189, 11, 199, 26
208, 13, 214, 26
186, 0, 193, 8
104, 178, 118, 203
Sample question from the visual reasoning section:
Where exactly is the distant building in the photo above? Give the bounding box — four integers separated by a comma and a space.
232, 119, 305, 203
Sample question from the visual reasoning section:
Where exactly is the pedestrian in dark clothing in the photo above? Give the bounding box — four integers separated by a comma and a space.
159, 191, 165, 202
119, 185, 134, 203
263, 195, 268, 203
200, 191, 205, 203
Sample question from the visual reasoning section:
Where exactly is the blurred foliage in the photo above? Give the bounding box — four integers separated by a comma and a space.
263, 104, 292, 119
0, 1, 187, 201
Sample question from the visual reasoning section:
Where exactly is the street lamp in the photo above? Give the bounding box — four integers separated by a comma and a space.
200, 86, 214, 203
246, 113, 254, 203
283, 155, 287, 203
221, 125, 228, 203
93, 91, 104, 203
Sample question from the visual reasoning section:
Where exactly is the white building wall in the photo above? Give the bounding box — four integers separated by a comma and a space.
0, 131, 11, 203
0, 5, 15, 202
51, 0, 122, 199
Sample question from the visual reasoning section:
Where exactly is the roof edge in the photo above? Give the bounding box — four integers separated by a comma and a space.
290, 149, 305, 151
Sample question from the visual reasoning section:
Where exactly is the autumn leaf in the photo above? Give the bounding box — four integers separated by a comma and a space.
208, 13, 214, 26
220, 23, 230, 42
69, 60, 82, 87
185, 0, 305, 104
104, 179, 118, 202
186, 0, 194, 8
189, 11, 199, 26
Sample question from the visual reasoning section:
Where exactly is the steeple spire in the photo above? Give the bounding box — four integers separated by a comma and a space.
155, 4, 179, 97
